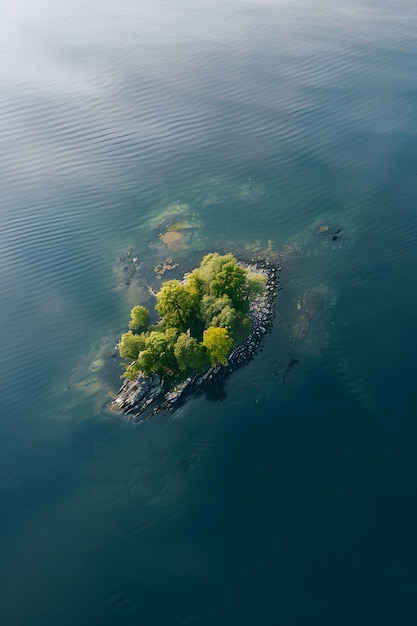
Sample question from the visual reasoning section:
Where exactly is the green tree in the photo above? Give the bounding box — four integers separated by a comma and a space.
174, 333, 207, 371
211, 304, 237, 334
136, 327, 178, 377
198, 253, 248, 307
209, 259, 247, 305
202, 326, 233, 366
128, 305, 150, 331
186, 270, 204, 300
118, 331, 146, 360
122, 362, 141, 380
199, 293, 238, 334
155, 280, 198, 329
198, 253, 226, 282
199, 294, 231, 321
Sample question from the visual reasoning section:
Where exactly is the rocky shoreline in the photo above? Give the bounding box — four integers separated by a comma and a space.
109, 259, 280, 422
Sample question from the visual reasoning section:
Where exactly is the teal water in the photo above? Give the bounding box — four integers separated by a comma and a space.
1, 1, 417, 624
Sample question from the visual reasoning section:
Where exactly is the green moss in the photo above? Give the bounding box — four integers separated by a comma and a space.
166, 222, 190, 232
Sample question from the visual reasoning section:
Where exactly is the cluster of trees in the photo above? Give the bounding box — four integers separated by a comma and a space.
118, 253, 266, 381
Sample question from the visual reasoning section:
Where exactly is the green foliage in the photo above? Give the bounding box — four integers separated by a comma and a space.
186, 270, 204, 300
212, 305, 237, 334
232, 310, 251, 344
210, 260, 247, 304
128, 305, 150, 331
247, 271, 267, 298
167, 221, 189, 232
136, 327, 178, 377
199, 294, 237, 334
200, 294, 231, 323
202, 327, 233, 366
118, 253, 266, 380
155, 280, 199, 329
198, 253, 248, 306
174, 333, 207, 371
122, 362, 141, 381
118, 331, 146, 360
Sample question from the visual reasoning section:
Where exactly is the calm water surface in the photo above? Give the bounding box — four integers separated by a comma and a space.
1, 1, 417, 624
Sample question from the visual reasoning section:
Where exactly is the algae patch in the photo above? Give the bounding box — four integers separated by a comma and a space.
159, 221, 194, 250
159, 230, 183, 250
166, 222, 189, 232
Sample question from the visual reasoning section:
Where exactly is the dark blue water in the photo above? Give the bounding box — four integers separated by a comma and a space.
1, 1, 417, 624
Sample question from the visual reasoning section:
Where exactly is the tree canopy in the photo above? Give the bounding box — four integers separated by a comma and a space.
202, 327, 233, 366
155, 280, 198, 329
128, 305, 150, 331
117, 253, 266, 381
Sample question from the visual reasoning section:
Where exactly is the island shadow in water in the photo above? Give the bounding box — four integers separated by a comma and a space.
204, 379, 227, 402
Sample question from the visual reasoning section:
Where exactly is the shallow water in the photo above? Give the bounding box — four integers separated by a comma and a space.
1, 1, 417, 624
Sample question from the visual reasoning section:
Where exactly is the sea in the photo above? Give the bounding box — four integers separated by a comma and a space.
1, 1, 417, 624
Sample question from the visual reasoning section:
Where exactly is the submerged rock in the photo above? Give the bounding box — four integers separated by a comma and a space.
316, 223, 347, 249
274, 286, 326, 384
276, 353, 299, 385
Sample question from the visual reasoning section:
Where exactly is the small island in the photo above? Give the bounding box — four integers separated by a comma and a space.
111, 253, 280, 420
